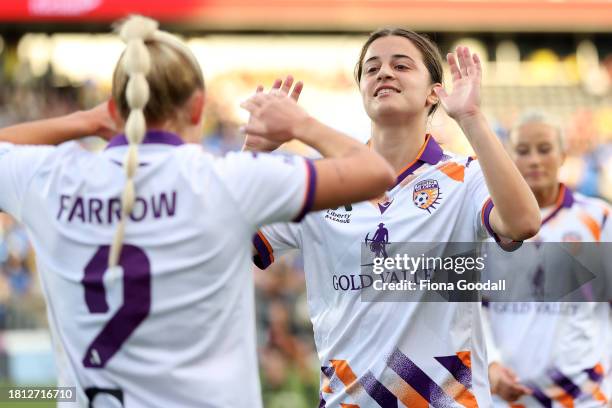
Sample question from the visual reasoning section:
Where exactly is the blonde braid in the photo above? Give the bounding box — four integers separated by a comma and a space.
108, 15, 158, 268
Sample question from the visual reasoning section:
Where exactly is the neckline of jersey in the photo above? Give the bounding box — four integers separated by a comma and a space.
541, 183, 574, 225
105, 130, 184, 149
393, 134, 443, 188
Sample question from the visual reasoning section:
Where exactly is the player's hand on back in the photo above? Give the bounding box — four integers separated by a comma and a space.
241, 75, 304, 150
433, 46, 482, 123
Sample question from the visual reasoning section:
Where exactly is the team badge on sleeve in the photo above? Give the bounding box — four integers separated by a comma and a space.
413, 179, 441, 213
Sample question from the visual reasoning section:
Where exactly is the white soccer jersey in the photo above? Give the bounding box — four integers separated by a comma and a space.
254, 135, 497, 407
483, 185, 611, 408
0, 130, 316, 408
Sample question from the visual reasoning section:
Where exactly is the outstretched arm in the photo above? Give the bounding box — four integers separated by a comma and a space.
434, 47, 540, 240
241, 90, 395, 211
0, 102, 118, 145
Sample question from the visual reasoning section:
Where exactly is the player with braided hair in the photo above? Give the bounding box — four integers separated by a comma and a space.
0, 15, 394, 407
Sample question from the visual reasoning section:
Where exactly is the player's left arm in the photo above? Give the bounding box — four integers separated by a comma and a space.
434, 46, 540, 240
0, 102, 117, 145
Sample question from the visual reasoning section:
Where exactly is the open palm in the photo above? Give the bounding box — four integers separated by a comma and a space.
435, 46, 482, 122
242, 75, 303, 152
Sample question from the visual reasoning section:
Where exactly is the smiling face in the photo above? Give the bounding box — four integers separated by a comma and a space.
358, 35, 441, 124
510, 121, 565, 193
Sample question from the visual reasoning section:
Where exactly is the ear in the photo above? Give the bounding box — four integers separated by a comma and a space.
189, 90, 206, 125
425, 83, 441, 108
108, 99, 123, 127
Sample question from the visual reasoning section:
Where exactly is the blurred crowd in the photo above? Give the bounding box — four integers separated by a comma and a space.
0, 38, 611, 403
0, 214, 47, 331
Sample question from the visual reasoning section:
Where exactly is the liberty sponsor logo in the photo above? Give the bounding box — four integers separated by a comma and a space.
413, 179, 441, 213
325, 204, 352, 224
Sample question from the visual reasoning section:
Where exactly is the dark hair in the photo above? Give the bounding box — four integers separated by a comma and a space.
355, 28, 443, 116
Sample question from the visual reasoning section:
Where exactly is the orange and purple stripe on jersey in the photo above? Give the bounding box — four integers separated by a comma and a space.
319, 349, 480, 408
293, 159, 317, 222
524, 363, 609, 408
253, 231, 274, 269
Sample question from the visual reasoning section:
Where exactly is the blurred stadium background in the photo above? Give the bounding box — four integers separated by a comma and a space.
0, 1, 611, 406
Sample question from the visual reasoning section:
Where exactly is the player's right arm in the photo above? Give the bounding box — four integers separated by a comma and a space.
481, 303, 532, 401
241, 91, 395, 212
0, 102, 117, 145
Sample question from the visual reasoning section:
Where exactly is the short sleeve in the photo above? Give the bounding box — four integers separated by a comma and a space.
213, 151, 316, 229
465, 159, 496, 240
466, 159, 520, 250
0, 143, 54, 221
253, 222, 302, 270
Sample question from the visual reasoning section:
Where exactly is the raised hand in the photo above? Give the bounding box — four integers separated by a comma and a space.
434, 46, 482, 123
84, 101, 120, 141
242, 75, 303, 152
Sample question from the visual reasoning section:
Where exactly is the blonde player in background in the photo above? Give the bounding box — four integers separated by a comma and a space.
484, 111, 611, 407
0, 16, 396, 407
247, 28, 541, 407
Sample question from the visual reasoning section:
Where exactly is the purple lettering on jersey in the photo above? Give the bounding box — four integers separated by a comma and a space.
83, 247, 110, 313
108, 198, 121, 224
82, 245, 151, 369
57, 194, 70, 220
88, 198, 103, 224
58, 193, 177, 224
68, 197, 85, 222
151, 191, 177, 218
129, 197, 148, 222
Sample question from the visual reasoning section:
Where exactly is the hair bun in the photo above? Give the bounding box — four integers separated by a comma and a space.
119, 15, 159, 43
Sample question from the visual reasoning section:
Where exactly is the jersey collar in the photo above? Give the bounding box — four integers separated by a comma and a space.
541, 183, 574, 225
106, 130, 185, 149
394, 134, 443, 187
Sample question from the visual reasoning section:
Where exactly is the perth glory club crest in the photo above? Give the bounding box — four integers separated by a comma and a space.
413, 179, 441, 213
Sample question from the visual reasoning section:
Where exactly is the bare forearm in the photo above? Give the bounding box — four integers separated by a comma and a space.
458, 112, 540, 239
292, 116, 363, 158
0, 110, 94, 145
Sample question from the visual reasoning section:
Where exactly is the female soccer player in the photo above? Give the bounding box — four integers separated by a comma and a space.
484, 112, 611, 407
248, 28, 541, 407
0, 16, 395, 407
